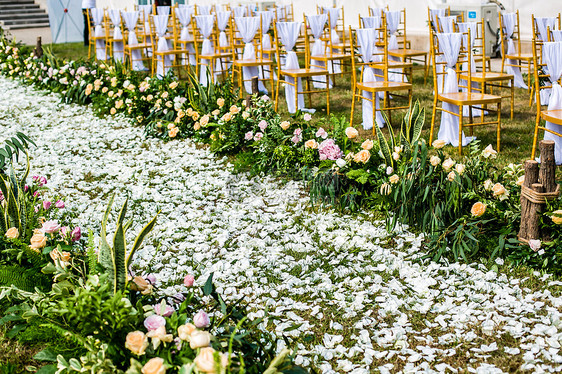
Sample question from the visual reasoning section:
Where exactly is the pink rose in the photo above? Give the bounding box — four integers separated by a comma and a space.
258, 120, 268, 131
146, 274, 157, 285
154, 303, 174, 317
24, 185, 29, 193
316, 127, 328, 139
33, 191, 40, 198
184, 274, 195, 287
71, 227, 81, 242
193, 310, 210, 328
254, 132, 264, 141
144, 315, 166, 331
43, 201, 51, 210
303, 113, 312, 121
55, 200, 65, 209
42, 220, 61, 234
245, 131, 253, 141
318, 139, 343, 161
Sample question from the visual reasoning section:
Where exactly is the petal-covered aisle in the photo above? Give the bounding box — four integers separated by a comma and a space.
1, 76, 561, 373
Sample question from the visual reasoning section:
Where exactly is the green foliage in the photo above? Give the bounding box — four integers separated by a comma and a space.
0, 265, 50, 292
0, 132, 35, 171
98, 195, 159, 294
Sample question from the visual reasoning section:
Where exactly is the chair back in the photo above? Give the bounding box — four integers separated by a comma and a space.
349, 19, 389, 86
533, 13, 561, 42
430, 28, 472, 94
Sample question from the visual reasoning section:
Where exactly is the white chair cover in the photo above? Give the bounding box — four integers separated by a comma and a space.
122, 11, 145, 71
195, 15, 215, 86
535, 17, 557, 42
277, 22, 314, 113
429, 9, 446, 31
552, 30, 562, 41
91, 8, 107, 60
542, 42, 562, 164
197, 5, 212, 16
361, 16, 380, 29
176, 6, 196, 65
107, 9, 123, 62
369, 7, 383, 17
436, 32, 475, 147
235, 16, 267, 94
323, 7, 341, 74
232, 6, 246, 18
139, 5, 152, 55
307, 14, 330, 89
385, 10, 405, 82
439, 16, 456, 33
458, 22, 482, 117
154, 14, 171, 78
216, 11, 232, 74
157, 6, 170, 16
502, 13, 527, 89
356, 28, 384, 129
257, 10, 274, 80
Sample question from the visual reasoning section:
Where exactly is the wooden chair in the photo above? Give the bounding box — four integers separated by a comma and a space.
173, 5, 197, 70
192, 14, 231, 86
458, 19, 514, 119
530, 37, 562, 160
106, 9, 124, 63
387, 8, 429, 83
87, 8, 109, 60
349, 23, 412, 133
231, 15, 275, 97
427, 7, 451, 34
122, 10, 153, 71
149, 11, 187, 78
273, 20, 330, 114
429, 28, 502, 154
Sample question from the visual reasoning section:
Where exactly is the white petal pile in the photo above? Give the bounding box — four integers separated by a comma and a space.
1, 77, 561, 373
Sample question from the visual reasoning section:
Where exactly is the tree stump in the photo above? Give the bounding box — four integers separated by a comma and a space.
245, 76, 259, 109
33, 37, 43, 58
519, 160, 539, 242
539, 140, 556, 192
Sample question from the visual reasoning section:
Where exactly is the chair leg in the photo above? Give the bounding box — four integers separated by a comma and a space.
326, 74, 330, 115
510, 78, 514, 120
497, 102, 501, 152
458, 109, 463, 155
430, 97, 438, 146
349, 87, 356, 128
531, 117, 540, 160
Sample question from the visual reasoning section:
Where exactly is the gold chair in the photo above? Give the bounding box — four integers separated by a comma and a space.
122, 10, 153, 71
87, 8, 109, 60
349, 23, 412, 133
429, 28, 502, 154
192, 14, 231, 85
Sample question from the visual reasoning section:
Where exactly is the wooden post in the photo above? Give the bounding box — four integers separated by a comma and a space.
245, 76, 260, 109
539, 140, 556, 193
33, 37, 43, 58
528, 183, 545, 240
518, 160, 539, 241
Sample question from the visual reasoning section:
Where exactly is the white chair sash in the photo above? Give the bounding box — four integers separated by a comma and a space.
235, 16, 267, 93
91, 8, 107, 60
369, 7, 383, 17
122, 11, 145, 71
322, 7, 341, 74
197, 5, 211, 16
107, 9, 123, 62
361, 16, 381, 29
429, 8, 446, 31
438, 16, 456, 33
277, 22, 313, 113
552, 30, 562, 42
195, 15, 215, 86
542, 42, 562, 164
154, 14, 171, 78
157, 6, 170, 16
535, 17, 557, 42
501, 13, 528, 89
385, 10, 404, 82
458, 22, 481, 116
216, 11, 232, 74
436, 32, 474, 147
357, 28, 384, 129
257, 10, 274, 80
176, 6, 196, 65
232, 6, 246, 18
307, 14, 330, 89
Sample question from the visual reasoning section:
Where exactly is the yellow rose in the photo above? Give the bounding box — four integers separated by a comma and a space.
471, 202, 486, 217
361, 139, 373, 150
131, 276, 153, 295
30, 231, 47, 250
442, 158, 455, 171
353, 149, 371, 164
552, 210, 562, 224
304, 139, 318, 149
430, 155, 441, 167
142, 358, 166, 374
280, 121, 290, 130
194, 347, 228, 374
432, 139, 446, 149
178, 323, 197, 341
125, 331, 149, 355
389, 174, 400, 184
5, 227, 19, 239
345, 127, 359, 139
217, 98, 225, 107
189, 330, 211, 349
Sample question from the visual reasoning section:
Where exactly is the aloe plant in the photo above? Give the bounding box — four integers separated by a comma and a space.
0, 132, 35, 172
0, 160, 30, 237
98, 195, 159, 294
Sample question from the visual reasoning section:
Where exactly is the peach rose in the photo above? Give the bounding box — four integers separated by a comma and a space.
125, 331, 149, 355
212, 109, 220, 117
30, 231, 47, 250
442, 158, 455, 171
177, 323, 197, 341
305, 139, 318, 149
516, 175, 525, 186
5, 227, 19, 239
551, 210, 562, 225
471, 202, 486, 217
200, 115, 210, 127
361, 139, 373, 150
221, 113, 232, 122
168, 127, 179, 138
169, 81, 178, 89
131, 276, 153, 295
447, 171, 456, 181
492, 183, 507, 199
50, 248, 71, 263
280, 121, 290, 130
345, 127, 359, 139
353, 150, 371, 164
189, 330, 211, 349
142, 358, 166, 374
194, 347, 228, 374
455, 163, 466, 175
217, 98, 225, 107
484, 179, 493, 190
482, 144, 497, 159
110, 108, 117, 115
194, 122, 201, 131
430, 155, 441, 167
432, 139, 446, 149
229, 105, 240, 114
389, 174, 400, 184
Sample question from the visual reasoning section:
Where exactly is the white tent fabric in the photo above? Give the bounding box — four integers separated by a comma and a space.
195, 15, 215, 86
215, 11, 232, 75
458, 22, 481, 117
122, 11, 145, 71
91, 8, 107, 60
356, 28, 385, 129
307, 14, 330, 89
48, 0, 84, 43
154, 14, 171, 78
322, 7, 342, 74
235, 16, 267, 94
107, 9, 123, 62
502, 13, 527, 89
176, 6, 196, 65
436, 32, 474, 147
277, 22, 315, 113
542, 42, 562, 164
